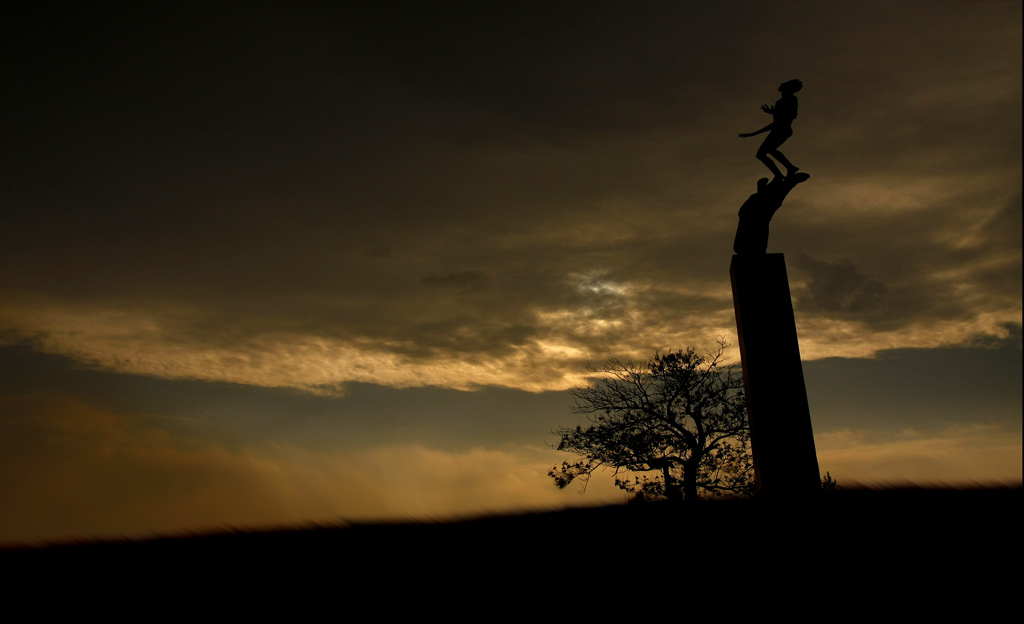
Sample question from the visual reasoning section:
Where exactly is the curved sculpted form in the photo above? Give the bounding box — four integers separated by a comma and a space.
739, 79, 803, 179
733, 172, 810, 255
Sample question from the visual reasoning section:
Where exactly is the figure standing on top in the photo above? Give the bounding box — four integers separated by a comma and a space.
739, 80, 802, 179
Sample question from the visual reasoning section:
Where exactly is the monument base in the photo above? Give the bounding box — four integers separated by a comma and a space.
730, 253, 820, 495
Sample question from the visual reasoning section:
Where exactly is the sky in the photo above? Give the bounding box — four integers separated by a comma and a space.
1, 1, 1020, 544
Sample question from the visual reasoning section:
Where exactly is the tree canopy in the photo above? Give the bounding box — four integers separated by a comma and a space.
550, 341, 753, 501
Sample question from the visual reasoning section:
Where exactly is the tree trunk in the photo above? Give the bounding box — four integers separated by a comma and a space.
682, 457, 700, 501
663, 466, 683, 503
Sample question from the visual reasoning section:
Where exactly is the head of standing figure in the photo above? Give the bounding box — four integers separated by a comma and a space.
779, 79, 803, 94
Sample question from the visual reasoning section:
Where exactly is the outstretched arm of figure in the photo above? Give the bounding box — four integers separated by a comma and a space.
739, 123, 772, 138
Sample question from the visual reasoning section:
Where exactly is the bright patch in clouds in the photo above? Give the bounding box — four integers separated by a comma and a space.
2, 274, 1019, 394
2, 274, 1018, 394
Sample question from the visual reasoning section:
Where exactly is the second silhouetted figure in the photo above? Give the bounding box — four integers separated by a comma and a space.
739, 79, 803, 179
733, 172, 811, 255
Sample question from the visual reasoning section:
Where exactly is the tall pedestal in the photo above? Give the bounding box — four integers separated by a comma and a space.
730, 253, 820, 495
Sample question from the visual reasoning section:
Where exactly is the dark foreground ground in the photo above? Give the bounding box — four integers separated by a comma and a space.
5, 487, 1020, 610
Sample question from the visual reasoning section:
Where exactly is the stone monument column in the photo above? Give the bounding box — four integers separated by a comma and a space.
731, 253, 820, 495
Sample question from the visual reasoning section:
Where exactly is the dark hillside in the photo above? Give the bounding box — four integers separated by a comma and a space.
6, 487, 1019, 607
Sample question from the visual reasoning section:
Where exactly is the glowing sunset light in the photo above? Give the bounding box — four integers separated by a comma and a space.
0, 1, 1018, 543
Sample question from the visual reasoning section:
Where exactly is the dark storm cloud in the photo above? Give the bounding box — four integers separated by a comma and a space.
795, 254, 889, 318
784, 178, 1021, 335
984, 189, 1024, 254
422, 271, 492, 293
0, 1, 1019, 387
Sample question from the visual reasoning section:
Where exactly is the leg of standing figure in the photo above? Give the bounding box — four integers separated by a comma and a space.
769, 149, 799, 176
757, 153, 784, 178
757, 133, 786, 179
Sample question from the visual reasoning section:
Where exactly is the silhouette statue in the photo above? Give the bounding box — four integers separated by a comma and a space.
730, 81, 820, 496
739, 79, 803, 179
733, 172, 810, 255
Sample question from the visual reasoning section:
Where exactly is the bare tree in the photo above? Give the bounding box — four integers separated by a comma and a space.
550, 341, 753, 501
